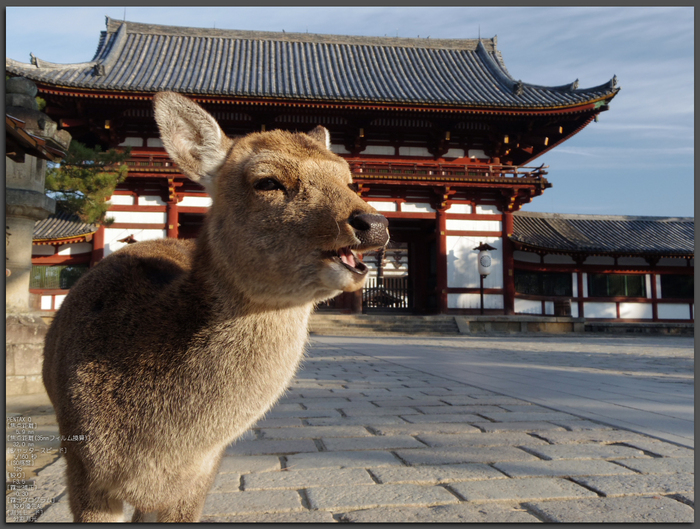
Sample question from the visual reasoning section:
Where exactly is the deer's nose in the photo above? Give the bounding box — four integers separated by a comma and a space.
349, 212, 389, 248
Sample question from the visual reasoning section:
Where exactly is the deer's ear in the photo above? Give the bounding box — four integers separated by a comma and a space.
153, 92, 231, 193
307, 125, 331, 151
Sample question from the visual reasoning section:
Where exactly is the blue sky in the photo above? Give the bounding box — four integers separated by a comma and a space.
6, 6, 694, 218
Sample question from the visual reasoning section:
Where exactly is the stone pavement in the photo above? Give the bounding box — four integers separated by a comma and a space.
7, 334, 695, 523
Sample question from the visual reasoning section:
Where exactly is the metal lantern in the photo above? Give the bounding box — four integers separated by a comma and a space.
473, 242, 497, 314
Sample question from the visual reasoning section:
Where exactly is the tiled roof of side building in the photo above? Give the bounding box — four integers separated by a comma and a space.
33, 211, 97, 242
511, 211, 694, 257
6, 17, 619, 110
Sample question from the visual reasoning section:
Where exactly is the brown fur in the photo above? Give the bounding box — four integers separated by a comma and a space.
42, 92, 389, 522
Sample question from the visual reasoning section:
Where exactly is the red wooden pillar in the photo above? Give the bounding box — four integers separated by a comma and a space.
502, 211, 515, 315
166, 200, 179, 239
90, 225, 105, 267
435, 206, 448, 314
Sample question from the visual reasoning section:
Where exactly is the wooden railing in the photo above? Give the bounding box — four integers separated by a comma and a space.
119, 150, 548, 181
363, 276, 411, 310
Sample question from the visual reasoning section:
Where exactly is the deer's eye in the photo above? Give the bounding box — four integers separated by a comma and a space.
254, 178, 285, 192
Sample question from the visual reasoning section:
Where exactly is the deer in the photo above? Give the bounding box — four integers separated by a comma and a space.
41, 91, 389, 522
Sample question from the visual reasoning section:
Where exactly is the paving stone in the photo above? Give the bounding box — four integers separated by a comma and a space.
414, 405, 504, 415
305, 483, 459, 511
395, 446, 537, 466
295, 397, 351, 408
211, 472, 242, 492
474, 421, 567, 433
440, 395, 530, 406
370, 463, 506, 485
524, 495, 695, 523
369, 397, 449, 407
523, 444, 648, 461
419, 387, 495, 396
371, 423, 482, 436
479, 411, 581, 422
201, 510, 337, 523
573, 473, 695, 497
621, 440, 695, 458
254, 417, 304, 428
202, 489, 303, 516
497, 404, 552, 412
495, 459, 637, 478
34, 499, 72, 523
225, 439, 318, 456
533, 429, 652, 445
259, 425, 371, 440
342, 406, 421, 416
263, 409, 342, 419
306, 416, 409, 426
401, 413, 483, 424
218, 455, 281, 474
269, 402, 305, 411
612, 456, 695, 475
671, 492, 694, 507
286, 450, 402, 470
244, 467, 374, 490
549, 420, 612, 431
416, 431, 546, 448
338, 502, 541, 523
450, 477, 598, 502
322, 435, 425, 452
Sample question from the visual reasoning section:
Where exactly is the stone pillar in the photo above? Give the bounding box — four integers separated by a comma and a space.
6, 77, 71, 396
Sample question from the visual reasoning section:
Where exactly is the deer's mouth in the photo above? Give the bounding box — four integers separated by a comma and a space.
324, 247, 368, 276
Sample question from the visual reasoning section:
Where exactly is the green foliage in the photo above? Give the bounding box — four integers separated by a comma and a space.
35, 96, 46, 111
46, 142, 131, 226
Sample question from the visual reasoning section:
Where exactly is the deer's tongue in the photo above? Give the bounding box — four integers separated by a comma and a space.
338, 247, 356, 268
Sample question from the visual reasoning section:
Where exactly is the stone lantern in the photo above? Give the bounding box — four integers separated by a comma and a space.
473, 241, 496, 315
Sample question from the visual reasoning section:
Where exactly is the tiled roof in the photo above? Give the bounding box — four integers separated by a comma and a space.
6, 17, 619, 110
33, 211, 97, 242
512, 211, 694, 257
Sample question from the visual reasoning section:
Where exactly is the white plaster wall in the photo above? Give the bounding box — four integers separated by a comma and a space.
138, 195, 167, 206
571, 303, 579, 318
619, 303, 653, 319
475, 205, 499, 215
118, 137, 143, 147
55, 294, 67, 310
446, 219, 502, 232
657, 304, 692, 320
645, 275, 653, 299
444, 148, 464, 158
364, 145, 395, 155
544, 301, 555, 315
543, 254, 575, 264
330, 144, 350, 154
582, 273, 589, 297
367, 201, 398, 212
468, 149, 486, 158
572, 273, 579, 298
104, 228, 166, 257
515, 298, 542, 314
446, 236, 503, 289
448, 293, 503, 310
41, 296, 52, 310
32, 246, 55, 256
399, 146, 431, 156
584, 302, 617, 318
584, 256, 615, 266
618, 257, 648, 266
109, 194, 135, 205
146, 137, 163, 147
656, 275, 662, 298
400, 202, 435, 213
513, 250, 540, 263
447, 204, 472, 214
57, 243, 93, 256
179, 196, 213, 208
109, 211, 167, 224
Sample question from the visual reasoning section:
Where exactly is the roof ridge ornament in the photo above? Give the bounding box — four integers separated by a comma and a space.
514, 80, 524, 96
571, 79, 579, 90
